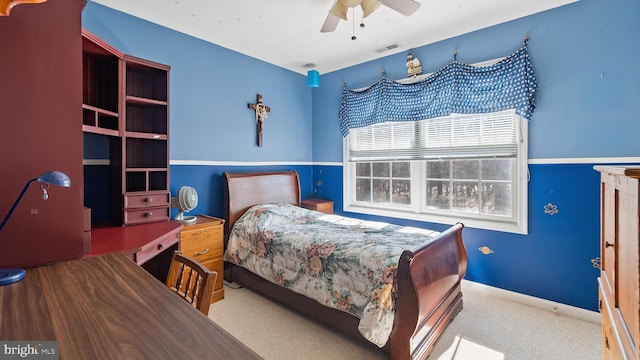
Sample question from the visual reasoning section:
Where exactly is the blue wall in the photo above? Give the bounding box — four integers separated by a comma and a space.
83, 3, 313, 163
312, 0, 640, 162
82, 1, 315, 221
311, 0, 640, 311
82, 0, 640, 311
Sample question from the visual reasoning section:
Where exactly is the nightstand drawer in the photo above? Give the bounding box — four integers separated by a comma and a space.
301, 199, 334, 214
181, 227, 224, 261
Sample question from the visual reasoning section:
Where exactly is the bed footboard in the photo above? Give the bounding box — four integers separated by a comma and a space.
389, 222, 467, 360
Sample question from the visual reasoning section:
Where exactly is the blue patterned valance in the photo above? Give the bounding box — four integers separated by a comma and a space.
339, 40, 537, 136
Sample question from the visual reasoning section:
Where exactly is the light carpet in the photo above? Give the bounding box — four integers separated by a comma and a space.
209, 281, 601, 360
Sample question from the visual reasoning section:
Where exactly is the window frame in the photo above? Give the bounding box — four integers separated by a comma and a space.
343, 113, 529, 235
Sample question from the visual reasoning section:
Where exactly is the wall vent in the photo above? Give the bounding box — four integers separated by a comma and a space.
375, 43, 401, 53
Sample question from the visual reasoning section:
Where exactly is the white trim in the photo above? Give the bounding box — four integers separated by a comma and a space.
170, 160, 313, 166
343, 203, 527, 234
462, 279, 601, 324
82, 157, 640, 167
528, 157, 640, 165
312, 161, 342, 166
83, 159, 318, 166
319, 157, 640, 167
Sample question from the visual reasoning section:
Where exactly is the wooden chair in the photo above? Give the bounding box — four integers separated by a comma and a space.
166, 251, 217, 315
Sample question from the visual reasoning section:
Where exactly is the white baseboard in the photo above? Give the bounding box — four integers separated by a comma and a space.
462, 279, 601, 324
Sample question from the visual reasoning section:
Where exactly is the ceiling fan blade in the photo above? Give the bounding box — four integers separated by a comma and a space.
321, 12, 341, 33
361, 0, 381, 18
380, 0, 421, 16
329, 0, 348, 20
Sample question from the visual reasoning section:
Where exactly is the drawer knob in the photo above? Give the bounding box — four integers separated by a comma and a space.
145, 197, 153, 203
145, 212, 153, 217
157, 243, 166, 251
194, 248, 209, 256
605, 241, 614, 248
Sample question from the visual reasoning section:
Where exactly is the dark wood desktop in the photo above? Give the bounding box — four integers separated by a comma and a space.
0, 252, 261, 359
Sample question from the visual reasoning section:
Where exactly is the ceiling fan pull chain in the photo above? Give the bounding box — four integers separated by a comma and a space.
351, 7, 357, 40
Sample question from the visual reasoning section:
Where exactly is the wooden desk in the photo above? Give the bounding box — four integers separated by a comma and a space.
0, 252, 262, 360
90, 221, 182, 260
89, 221, 182, 282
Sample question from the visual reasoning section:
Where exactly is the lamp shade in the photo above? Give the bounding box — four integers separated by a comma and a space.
307, 69, 320, 88
37, 171, 71, 187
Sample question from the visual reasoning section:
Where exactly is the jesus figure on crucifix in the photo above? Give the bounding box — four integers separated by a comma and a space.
248, 94, 270, 147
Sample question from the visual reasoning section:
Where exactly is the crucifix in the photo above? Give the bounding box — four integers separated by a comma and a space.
248, 94, 270, 147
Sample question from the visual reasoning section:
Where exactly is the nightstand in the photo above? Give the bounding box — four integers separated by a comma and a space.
179, 215, 225, 303
301, 199, 334, 214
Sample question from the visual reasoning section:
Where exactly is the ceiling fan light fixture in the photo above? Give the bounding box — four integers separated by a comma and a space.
361, 0, 381, 17
341, 0, 363, 7
321, 0, 421, 34
329, 0, 349, 21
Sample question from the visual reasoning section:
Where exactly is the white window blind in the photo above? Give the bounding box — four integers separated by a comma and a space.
349, 109, 518, 161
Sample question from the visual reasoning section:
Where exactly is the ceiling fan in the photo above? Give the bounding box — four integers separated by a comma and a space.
321, 0, 421, 33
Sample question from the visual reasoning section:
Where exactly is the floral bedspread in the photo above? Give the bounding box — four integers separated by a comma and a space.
224, 203, 441, 347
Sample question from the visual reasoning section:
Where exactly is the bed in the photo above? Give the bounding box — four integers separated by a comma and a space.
222, 171, 468, 360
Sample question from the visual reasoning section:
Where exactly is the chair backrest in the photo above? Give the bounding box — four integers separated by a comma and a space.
166, 251, 217, 315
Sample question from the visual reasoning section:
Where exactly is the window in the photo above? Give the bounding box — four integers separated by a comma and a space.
343, 109, 528, 234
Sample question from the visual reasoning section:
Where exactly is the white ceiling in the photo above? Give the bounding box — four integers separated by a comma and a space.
91, 0, 577, 75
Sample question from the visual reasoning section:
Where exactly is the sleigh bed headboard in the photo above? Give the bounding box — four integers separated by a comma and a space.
222, 171, 301, 236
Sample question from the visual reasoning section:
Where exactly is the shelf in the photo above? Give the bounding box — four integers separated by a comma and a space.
125, 103, 167, 135
126, 138, 167, 168
125, 131, 167, 140
83, 51, 119, 113
126, 61, 168, 102
124, 167, 168, 172
82, 125, 120, 137
82, 104, 120, 136
82, 103, 118, 118
125, 95, 168, 106
83, 30, 170, 227
125, 170, 168, 192
148, 171, 168, 190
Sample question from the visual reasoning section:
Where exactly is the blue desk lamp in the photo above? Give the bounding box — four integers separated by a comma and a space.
0, 171, 71, 286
